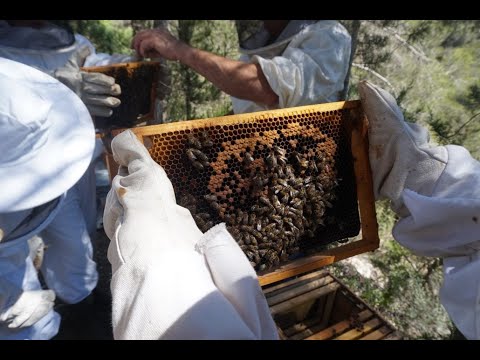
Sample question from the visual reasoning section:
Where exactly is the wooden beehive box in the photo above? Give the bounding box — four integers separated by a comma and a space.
264, 269, 399, 340
82, 61, 160, 130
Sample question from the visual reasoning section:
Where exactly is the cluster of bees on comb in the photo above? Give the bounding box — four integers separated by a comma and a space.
178, 122, 340, 271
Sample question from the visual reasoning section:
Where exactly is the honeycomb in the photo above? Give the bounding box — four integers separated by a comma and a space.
136, 102, 362, 271
82, 61, 160, 130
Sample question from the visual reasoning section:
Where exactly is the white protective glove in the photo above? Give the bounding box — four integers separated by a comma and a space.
358, 80, 448, 217
54, 45, 121, 118
103, 130, 277, 339
0, 290, 56, 329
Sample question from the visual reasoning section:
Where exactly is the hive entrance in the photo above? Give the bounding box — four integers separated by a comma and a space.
135, 102, 364, 272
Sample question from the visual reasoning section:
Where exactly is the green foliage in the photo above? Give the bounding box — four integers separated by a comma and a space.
346, 20, 480, 158
165, 20, 238, 121
332, 202, 453, 339
67, 20, 132, 55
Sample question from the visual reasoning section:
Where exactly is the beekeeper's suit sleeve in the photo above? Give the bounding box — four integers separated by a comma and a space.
359, 80, 480, 340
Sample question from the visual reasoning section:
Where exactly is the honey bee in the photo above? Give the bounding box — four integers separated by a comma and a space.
187, 134, 202, 149
280, 250, 289, 262
243, 152, 254, 166
252, 173, 268, 190
284, 165, 295, 178
209, 201, 221, 212
203, 221, 214, 230
273, 146, 286, 157
242, 213, 250, 226
288, 188, 300, 198
199, 131, 213, 147
190, 148, 208, 163
278, 190, 290, 203
227, 226, 241, 239
245, 250, 255, 261
259, 196, 273, 207
258, 264, 267, 271
224, 213, 235, 225
258, 242, 273, 249
196, 212, 211, 221
204, 194, 218, 202
271, 195, 281, 209
270, 214, 283, 225
186, 148, 208, 170
263, 223, 276, 232
276, 167, 285, 178
266, 152, 277, 168
265, 250, 279, 265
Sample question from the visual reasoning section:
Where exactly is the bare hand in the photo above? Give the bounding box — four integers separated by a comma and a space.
131, 28, 186, 61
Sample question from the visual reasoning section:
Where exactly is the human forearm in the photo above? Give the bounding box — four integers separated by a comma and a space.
177, 45, 278, 107
132, 28, 278, 107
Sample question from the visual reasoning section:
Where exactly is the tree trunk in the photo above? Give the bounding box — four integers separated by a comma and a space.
340, 20, 361, 101
150, 20, 171, 124
178, 20, 197, 120
131, 20, 152, 36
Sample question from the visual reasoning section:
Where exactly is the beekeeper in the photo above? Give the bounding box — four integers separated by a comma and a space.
0, 58, 97, 339
131, 20, 352, 113
0, 20, 136, 239
104, 80, 480, 340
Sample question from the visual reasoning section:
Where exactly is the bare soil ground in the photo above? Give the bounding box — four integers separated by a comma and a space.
53, 229, 113, 340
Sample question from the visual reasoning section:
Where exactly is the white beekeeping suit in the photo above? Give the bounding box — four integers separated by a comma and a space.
232, 20, 351, 114
0, 58, 97, 339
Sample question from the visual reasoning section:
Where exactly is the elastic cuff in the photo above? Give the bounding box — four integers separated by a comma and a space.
195, 223, 235, 254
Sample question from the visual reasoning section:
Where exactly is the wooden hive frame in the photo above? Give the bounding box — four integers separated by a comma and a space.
109, 100, 379, 286
82, 61, 160, 128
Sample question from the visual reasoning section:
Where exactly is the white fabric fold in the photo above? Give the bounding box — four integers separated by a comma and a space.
196, 223, 278, 340
392, 145, 480, 339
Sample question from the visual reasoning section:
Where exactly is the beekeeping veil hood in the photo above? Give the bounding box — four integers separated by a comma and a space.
0, 20, 75, 50
235, 20, 318, 54
0, 57, 95, 212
